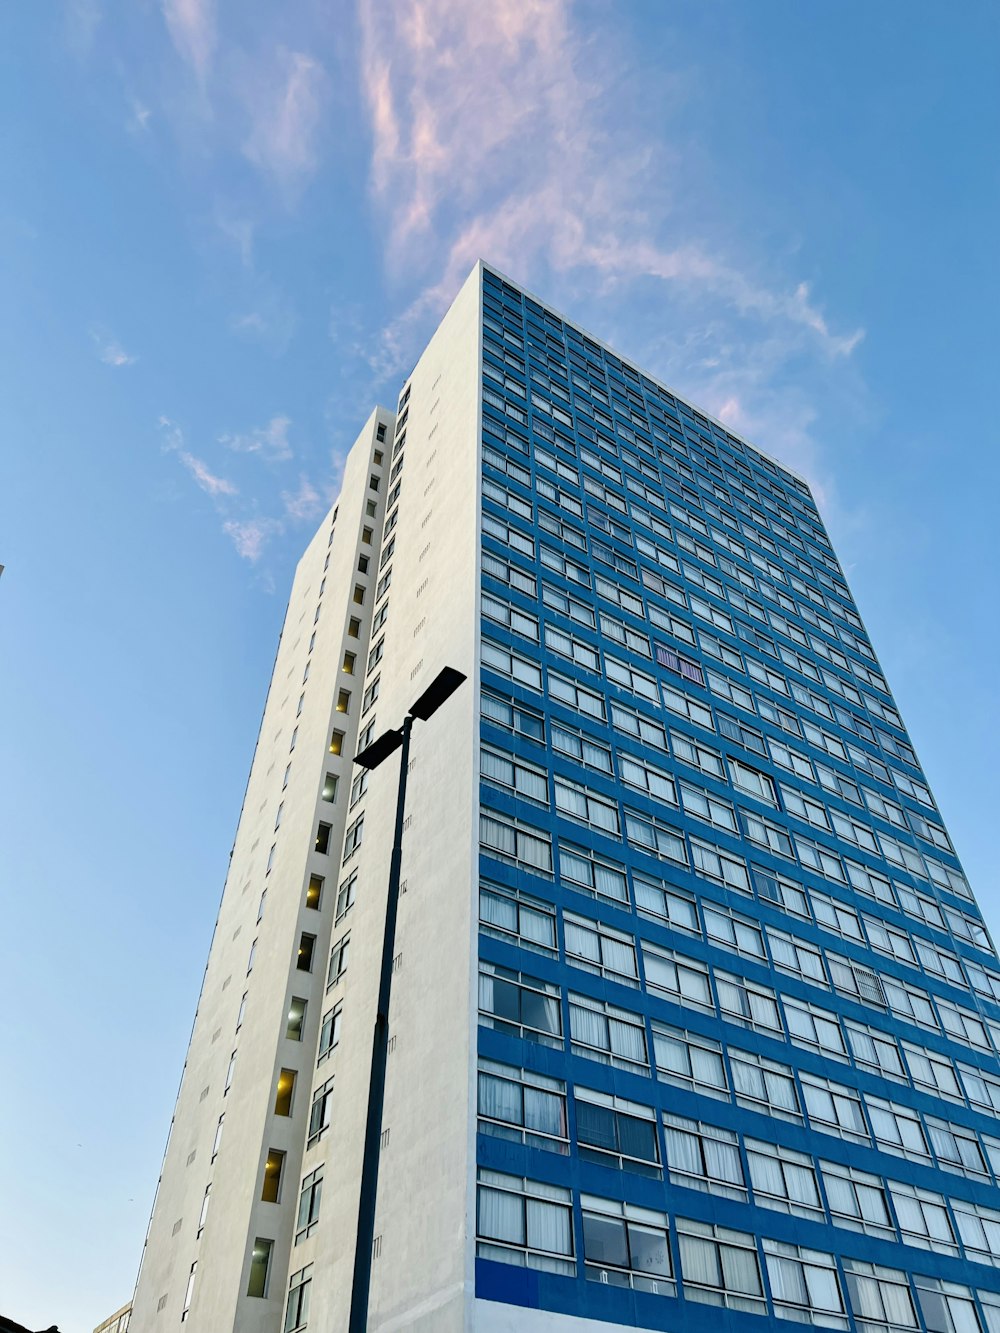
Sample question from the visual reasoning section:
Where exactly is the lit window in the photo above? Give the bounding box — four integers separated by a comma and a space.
342, 652, 355, 675
329, 730, 344, 755
261, 1149, 285, 1203
322, 773, 337, 803
315, 823, 331, 854
297, 933, 316, 972
274, 1069, 296, 1117
181, 1262, 197, 1321
336, 690, 350, 713
286, 997, 306, 1041
362, 526, 373, 544
247, 1239, 272, 1298
305, 875, 323, 910
348, 617, 361, 638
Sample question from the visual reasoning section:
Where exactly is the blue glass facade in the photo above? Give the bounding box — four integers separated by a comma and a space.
474, 265, 1000, 1333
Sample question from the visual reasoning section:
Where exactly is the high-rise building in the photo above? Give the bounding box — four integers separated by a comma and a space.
131, 261, 1000, 1333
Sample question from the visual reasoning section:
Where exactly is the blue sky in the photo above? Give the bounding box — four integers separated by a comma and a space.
1, 2, 997, 1327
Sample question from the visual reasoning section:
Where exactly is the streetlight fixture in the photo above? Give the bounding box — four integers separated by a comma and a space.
348, 665, 466, 1333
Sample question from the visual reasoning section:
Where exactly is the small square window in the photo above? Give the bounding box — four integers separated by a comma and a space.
322, 773, 338, 803
358, 555, 370, 574
362, 527, 373, 544
376, 423, 386, 442
369, 474, 380, 492
329, 730, 344, 755
374, 449, 384, 465
342, 653, 355, 675
366, 500, 377, 517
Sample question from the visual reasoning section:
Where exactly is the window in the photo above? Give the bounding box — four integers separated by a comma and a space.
342, 651, 355, 675
868, 1095, 931, 1161
576, 1088, 660, 1176
677, 1217, 766, 1315
800, 1073, 868, 1141
558, 841, 627, 903
237, 988, 248, 1031
315, 823, 331, 855
843, 1260, 918, 1333
305, 874, 323, 910
197, 1183, 211, 1237
745, 1138, 822, 1218
479, 810, 553, 875
642, 943, 712, 1011
479, 963, 562, 1046
729, 1046, 801, 1120
652, 1022, 727, 1097
783, 998, 845, 1057
335, 870, 357, 923
481, 689, 545, 743
272, 1067, 298, 1125
479, 882, 556, 954
477, 1058, 568, 1152
318, 1001, 342, 1062
343, 814, 364, 861
261, 1148, 285, 1202
266, 845, 276, 875
730, 758, 777, 804
247, 1240, 272, 1298
362, 676, 380, 713
348, 617, 361, 638
888, 1181, 957, 1252
564, 913, 638, 986
914, 1278, 981, 1333
581, 1195, 674, 1293
295, 1169, 323, 1243
329, 730, 344, 756
821, 1160, 893, 1236
308, 1077, 334, 1144
481, 746, 548, 804
296, 933, 316, 973
224, 1050, 236, 1093
690, 837, 750, 892
763, 1241, 847, 1329
286, 997, 306, 1041
328, 935, 350, 985
284, 1265, 312, 1332
211, 1113, 224, 1160
476, 1170, 574, 1274
717, 970, 782, 1034
624, 807, 687, 864
182, 1261, 197, 1320
569, 992, 648, 1071
664, 1114, 745, 1198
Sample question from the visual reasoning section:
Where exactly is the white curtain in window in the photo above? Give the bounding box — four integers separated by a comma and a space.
692, 1045, 725, 1087
680, 1235, 719, 1286
594, 864, 626, 901
784, 1161, 819, 1207
749, 1151, 785, 1197
478, 1186, 524, 1244
481, 892, 517, 933
881, 1280, 917, 1328
520, 906, 554, 948
570, 1004, 606, 1050
767, 1255, 807, 1305
766, 1071, 797, 1111
609, 1017, 645, 1064
601, 937, 636, 979
804, 1264, 842, 1314
479, 1073, 521, 1126
665, 1128, 701, 1176
705, 1138, 743, 1187
526, 1199, 571, 1255
720, 1243, 761, 1295
565, 922, 600, 963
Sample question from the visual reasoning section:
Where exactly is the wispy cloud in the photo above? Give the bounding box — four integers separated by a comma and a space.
162, 0, 215, 81
281, 474, 323, 522
91, 328, 137, 367
219, 415, 293, 463
159, 415, 238, 497
128, 99, 152, 134
242, 49, 328, 194
354, 0, 864, 489
222, 517, 283, 561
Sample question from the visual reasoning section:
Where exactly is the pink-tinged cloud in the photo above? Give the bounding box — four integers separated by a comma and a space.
281, 475, 323, 522
178, 451, 238, 497
243, 50, 327, 192
219, 415, 293, 463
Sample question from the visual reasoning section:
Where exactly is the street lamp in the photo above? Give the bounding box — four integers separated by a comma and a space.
348, 665, 466, 1333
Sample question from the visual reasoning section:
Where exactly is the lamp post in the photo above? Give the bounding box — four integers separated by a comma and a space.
348, 665, 466, 1333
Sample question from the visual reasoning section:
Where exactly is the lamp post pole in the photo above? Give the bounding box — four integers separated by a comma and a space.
347, 666, 465, 1332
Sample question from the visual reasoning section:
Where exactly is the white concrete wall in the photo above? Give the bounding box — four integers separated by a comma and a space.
131, 408, 393, 1331
303, 264, 484, 1332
